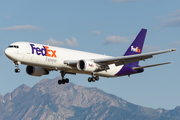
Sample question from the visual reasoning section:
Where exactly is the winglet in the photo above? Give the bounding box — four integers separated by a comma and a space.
124, 29, 147, 56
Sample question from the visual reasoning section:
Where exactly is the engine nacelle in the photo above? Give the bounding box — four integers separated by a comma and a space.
77, 59, 98, 72
26, 66, 49, 77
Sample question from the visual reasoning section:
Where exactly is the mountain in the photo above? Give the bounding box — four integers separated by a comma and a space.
0, 78, 179, 120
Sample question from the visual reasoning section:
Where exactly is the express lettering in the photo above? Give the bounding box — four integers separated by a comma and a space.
30, 44, 57, 58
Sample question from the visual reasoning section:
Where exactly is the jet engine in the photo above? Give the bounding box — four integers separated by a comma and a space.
26, 66, 49, 77
77, 59, 98, 72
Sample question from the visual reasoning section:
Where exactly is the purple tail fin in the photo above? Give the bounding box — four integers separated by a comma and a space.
124, 29, 147, 56
124, 28, 147, 64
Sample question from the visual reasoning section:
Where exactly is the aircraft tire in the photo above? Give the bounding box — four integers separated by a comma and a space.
65, 78, 69, 83
92, 77, 96, 82
58, 80, 62, 85
15, 68, 20, 73
88, 77, 91, 82
95, 76, 99, 81
62, 79, 65, 84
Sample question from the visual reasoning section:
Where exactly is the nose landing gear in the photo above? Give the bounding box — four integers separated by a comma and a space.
14, 61, 21, 73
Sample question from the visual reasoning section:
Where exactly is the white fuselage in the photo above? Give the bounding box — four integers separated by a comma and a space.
5, 29, 175, 82
5, 42, 124, 77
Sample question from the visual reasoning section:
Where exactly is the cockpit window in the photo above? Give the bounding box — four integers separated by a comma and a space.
8, 45, 19, 48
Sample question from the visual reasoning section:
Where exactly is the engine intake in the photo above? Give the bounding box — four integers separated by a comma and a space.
26, 66, 49, 77
77, 60, 98, 73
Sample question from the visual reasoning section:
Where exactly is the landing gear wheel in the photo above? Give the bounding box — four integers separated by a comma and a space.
58, 80, 62, 85
65, 78, 69, 83
92, 77, 96, 82
15, 68, 20, 73
95, 76, 99, 81
88, 77, 91, 82
62, 79, 65, 84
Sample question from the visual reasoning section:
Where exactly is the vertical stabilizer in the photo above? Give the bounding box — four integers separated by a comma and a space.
123, 28, 147, 65
124, 29, 147, 56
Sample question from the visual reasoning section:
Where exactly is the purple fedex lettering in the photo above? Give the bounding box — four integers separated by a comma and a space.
30, 44, 36, 54
30, 44, 46, 56
41, 47, 46, 56
36, 48, 41, 55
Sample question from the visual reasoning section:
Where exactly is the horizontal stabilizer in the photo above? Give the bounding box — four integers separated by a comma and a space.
132, 62, 172, 70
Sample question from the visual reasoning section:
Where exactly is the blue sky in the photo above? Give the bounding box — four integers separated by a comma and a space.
0, 0, 180, 110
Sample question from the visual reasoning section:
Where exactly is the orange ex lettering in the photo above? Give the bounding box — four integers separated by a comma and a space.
44, 46, 57, 58
137, 47, 141, 52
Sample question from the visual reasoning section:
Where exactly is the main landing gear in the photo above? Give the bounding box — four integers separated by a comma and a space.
14, 61, 20, 73
88, 73, 99, 82
58, 71, 69, 85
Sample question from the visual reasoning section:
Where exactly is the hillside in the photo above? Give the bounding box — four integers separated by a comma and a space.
0, 78, 179, 120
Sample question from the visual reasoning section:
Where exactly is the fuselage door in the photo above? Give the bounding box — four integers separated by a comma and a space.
26, 44, 31, 54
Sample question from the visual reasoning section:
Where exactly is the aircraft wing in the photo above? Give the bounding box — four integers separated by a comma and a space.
64, 49, 176, 67
94, 49, 176, 66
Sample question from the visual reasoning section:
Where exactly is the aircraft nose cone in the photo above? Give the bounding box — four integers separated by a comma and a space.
4, 48, 11, 57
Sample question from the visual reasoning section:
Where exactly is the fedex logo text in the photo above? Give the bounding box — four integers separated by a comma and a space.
131, 46, 141, 53
30, 44, 57, 58
89, 64, 94, 67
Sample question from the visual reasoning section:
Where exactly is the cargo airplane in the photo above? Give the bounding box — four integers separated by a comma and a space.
4, 29, 176, 85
